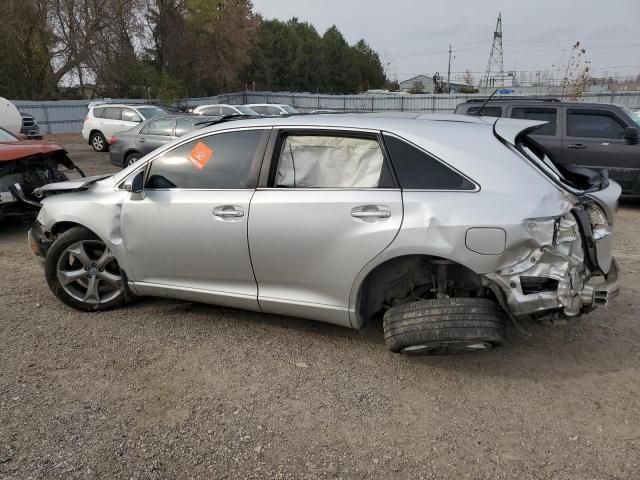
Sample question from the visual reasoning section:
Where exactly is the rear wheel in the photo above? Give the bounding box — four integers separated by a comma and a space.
45, 227, 126, 311
383, 298, 505, 355
124, 152, 141, 167
90, 131, 108, 152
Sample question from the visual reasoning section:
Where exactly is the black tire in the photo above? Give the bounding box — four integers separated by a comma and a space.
90, 131, 108, 152
383, 298, 505, 355
44, 226, 127, 311
123, 152, 141, 168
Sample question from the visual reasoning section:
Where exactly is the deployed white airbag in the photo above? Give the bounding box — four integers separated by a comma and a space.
276, 135, 384, 188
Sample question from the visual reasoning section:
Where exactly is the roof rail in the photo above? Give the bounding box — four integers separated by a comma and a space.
464, 97, 561, 103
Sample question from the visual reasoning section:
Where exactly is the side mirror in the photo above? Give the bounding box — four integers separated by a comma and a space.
123, 171, 144, 193
623, 127, 640, 145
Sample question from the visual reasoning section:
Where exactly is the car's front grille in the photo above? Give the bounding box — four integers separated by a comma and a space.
22, 116, 35, 127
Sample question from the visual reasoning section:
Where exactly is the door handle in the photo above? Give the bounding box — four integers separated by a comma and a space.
351, 206, 391, 221
213, 206, 244, 219
567, 144, 586, 149
138, 137, 146, 143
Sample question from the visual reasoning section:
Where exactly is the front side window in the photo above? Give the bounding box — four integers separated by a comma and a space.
383, 135, 476, 190
145, 130, 265, 190
104, 107, 122, 120
143, 118, 174, 136
203, 106, 220, 116
267, 106, 283, 115
235, 106, 257, 115
274, 134, 393, 188
567, 110, 625, 138
511, 107, 557, 136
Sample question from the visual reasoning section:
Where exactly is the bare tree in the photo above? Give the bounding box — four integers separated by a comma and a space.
462, 69, 474, 86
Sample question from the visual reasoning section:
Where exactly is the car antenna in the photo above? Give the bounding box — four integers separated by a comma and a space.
475, 89, 499, 116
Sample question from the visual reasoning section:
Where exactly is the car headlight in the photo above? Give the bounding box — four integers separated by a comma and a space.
587, 204, 610, 240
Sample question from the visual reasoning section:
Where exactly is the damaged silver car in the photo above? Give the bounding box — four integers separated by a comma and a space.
28, 114, 620, 355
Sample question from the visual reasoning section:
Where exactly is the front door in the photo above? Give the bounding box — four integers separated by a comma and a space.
121, 128, 270, 311
249, 129, 403, 326
563, 107, 640, 192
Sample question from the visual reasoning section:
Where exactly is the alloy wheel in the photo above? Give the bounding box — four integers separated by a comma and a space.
56, 240, 123, 304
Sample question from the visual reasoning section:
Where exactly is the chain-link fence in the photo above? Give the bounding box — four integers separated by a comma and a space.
12, 91, 640, 134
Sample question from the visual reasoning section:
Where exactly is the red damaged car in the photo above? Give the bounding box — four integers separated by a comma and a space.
0, 127, 84, 221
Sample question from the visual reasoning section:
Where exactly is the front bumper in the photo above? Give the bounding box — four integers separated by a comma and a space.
27, 225, 51, 267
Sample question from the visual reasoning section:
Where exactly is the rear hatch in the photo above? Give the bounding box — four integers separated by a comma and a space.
493, 118, 620, 275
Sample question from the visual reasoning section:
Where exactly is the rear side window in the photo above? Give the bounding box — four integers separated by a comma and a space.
121, 108, 142, 122
145, 130, 266, 190
511, 107, 557, 136
274, 134, 394, 188
250, 106, 269, 115
383, 135, 476, 190
103, 107, 122, 120
567, 110, 625, 138
92, 107, 105, 118
467, 106, 502, 117
143, 118, 173, 136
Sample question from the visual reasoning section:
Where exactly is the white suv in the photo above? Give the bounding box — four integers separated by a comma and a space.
82, 104, 166, 152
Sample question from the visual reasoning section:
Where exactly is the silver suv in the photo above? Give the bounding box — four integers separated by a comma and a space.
28, 114, 620, 355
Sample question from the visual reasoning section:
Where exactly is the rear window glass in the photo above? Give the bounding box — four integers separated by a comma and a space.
511, 107, 557, 136
384, 135, 476, 190
467, 106, 502, 117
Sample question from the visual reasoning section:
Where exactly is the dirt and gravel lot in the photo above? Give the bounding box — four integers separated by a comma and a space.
1, 135, 639, 479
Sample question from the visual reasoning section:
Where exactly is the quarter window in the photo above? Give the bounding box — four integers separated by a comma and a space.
92, 107, 105, 118
175, 118, 196, 137
383, 135, 475, 190
511, 107, 557, 136
143, 118, 174, 136
145, 130, 265, 190
567, 110, 625, 138
274, 134, 393, 188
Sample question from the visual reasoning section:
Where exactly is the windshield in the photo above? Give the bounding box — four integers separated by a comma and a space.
281, 105, 298, 114
137, 107, 166, 119
236, 106, 258, 115
622, 106, 640, 127
0, 128, 18, 141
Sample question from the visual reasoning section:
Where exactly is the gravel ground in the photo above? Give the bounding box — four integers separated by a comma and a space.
1, 135, 639, 479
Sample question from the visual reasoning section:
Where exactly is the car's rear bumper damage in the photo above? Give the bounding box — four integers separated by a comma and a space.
483, 202, 619, 320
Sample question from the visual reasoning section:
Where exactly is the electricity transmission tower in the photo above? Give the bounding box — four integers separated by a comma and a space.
482, 13, 505, 89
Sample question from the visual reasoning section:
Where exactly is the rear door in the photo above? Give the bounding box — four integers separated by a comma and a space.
563, 107, 639, 191
101, 107, 123, 138
137, 117, 175, 155
508, 104, 562, 159
248, 129, 403, 326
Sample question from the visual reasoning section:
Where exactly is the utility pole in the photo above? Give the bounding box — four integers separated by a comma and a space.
447, 44, 452, 93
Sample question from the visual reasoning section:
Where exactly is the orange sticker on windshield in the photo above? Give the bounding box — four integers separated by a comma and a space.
188, 142, 213, 170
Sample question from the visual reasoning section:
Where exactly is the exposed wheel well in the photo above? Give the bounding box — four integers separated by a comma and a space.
50, 221, 86, 235
356, 254, 493, 325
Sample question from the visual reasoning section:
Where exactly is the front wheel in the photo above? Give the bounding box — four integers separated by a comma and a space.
383, 298, 505, 355
44, 227, 127, 311
124, 152, 141, 168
